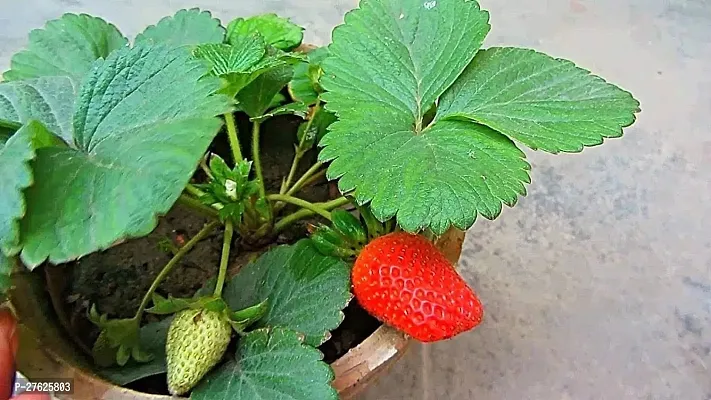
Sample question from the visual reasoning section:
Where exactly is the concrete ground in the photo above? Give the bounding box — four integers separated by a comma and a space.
1, 0, 709, 399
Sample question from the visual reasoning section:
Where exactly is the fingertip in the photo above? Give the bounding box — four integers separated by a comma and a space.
13, 393, 52, 400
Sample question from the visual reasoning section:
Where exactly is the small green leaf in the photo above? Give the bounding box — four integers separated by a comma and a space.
437, 47, 640, 153
18, 45, 232, 268
0, 121, 59, 256
229, 299, 269, 332
0, 128, 13, 145
268, 93, 288, 109
194, 35, 301, 100
192, 327, 337, 400
0, 254, 14, 300
88, 309, 150, 368
297, 108, 337, 149
3, 14, 127, 83
0, 77, 78, 144
98, 317, 173, 386
250, 102, 309, 122
135, 8, 225, 47
289, 47, 329, 105
236, 65, 294, 118
193, 39, 265, 77
223, 240, 351, 346
226, 14, 304, 51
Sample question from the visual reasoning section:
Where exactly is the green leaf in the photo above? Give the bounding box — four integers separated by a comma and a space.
223, 240, 351, 346
0, 77, 78, 144
236, 65, 294, 118
437, 47, 641, 153
297, 108, 337, 149
0, 121, 59, 256
193, 40, 265, 77
0, 128, 13, 145
226, 14, 304, 51
88, 307, 149, 368
268, 93, 288, 109
289, 47, 329, 105
18, 45, 231, 268
3, 14, 127, 83
193, 35, 301, 100
134, 8, 225, 48
320, 0, 498, 233
229, 299, 268, 329
192, 327, 337, 400
250, 102, 309, 122
98, 317, 173, 386
0, 253, 14, 300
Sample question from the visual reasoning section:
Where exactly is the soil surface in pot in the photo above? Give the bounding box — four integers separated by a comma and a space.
44, 112, 380, 395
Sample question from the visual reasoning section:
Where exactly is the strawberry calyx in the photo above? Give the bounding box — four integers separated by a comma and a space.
310, 203, 397, 260
147, 292, 268, 333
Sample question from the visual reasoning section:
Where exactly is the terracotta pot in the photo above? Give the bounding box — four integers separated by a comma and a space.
10, 228, 464, 400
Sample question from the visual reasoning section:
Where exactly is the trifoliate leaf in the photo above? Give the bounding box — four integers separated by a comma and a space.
191, 327, 337, 400
98, 317, 173, 386
0, 77, 77, 144
193, 35, 300, 99
289, 47, 329, 105
437, 47, 641, 153
236, 65, 294, 118
3, 14, 127, 83
0, 121, 60, 256
223, 240, 351, 346
18, 45, 232, 268
134, 8, 225, 47
320, 0, 495, 233
226, 14, 304, 51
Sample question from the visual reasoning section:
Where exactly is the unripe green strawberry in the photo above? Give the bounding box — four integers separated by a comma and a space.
166, 308, 232, 395
353, 232, 483, 342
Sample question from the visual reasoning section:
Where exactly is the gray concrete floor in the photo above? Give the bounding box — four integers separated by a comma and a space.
2, 0, 710, 399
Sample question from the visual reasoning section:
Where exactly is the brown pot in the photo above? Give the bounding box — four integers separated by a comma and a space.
10, 228, 464, 400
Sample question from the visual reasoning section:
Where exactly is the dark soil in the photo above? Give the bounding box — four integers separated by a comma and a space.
46, 110, 380, 393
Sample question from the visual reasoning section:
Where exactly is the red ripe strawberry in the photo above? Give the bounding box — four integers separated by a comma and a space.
352, 232, 483, 342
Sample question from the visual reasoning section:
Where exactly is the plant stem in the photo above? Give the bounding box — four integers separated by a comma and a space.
199, 156, 214, 180
177, 194, 219, 219
185, 184, 206, 198
297, 169, 327, 192
281, 102, 321, 194
134, 221, 219, 321
286, 161, 324, 196
225, 113, 243, 164
274, 197, 349, 233
214, 221, 233, 298
251, 121, 267, 199
267, 194, 333, 221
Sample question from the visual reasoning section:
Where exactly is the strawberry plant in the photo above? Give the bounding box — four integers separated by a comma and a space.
0, 0, 639, 398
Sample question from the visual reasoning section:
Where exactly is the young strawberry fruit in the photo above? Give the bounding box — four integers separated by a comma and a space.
166, 308, 232, 395
352, 232, 483, 342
